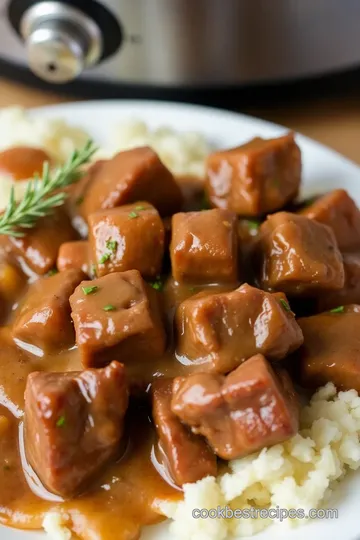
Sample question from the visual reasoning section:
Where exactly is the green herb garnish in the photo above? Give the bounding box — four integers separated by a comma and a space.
99, 253, 111, 264
135, 205, 145, 211
279, 298, 291, 313
150, 277, 163, 291
90, 264, 97, 278
82, 285, 98, 295
103, 304, 116, 312
128, 211, 139, 219
47, 268, 58, 277
56, 416, 66, 428
0, 140, 97, 238
246, 219, 261, 231
330, 306, 344, 314
75, 195, 84, 206
106, 239, 118, 253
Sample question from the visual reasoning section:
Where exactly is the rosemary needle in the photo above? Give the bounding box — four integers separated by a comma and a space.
0, 139, 97, 237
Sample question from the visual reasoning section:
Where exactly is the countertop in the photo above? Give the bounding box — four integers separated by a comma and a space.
0, 76, 359, 164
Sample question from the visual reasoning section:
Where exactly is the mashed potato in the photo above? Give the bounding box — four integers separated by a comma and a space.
158, 383, 360, 538
0, 109, 209, 209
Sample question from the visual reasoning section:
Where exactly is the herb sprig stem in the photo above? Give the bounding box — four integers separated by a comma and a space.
0, 140, 97, 237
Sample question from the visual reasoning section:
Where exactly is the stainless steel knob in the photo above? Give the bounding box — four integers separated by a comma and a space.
20, 1, 103, 84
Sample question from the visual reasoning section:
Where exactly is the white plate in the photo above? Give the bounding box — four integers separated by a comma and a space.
2, 100, 360, 540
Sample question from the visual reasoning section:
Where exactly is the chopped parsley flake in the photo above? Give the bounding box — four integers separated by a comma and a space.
330, 306, 344, 314
128, 211, 139, 219
56, 416, 66, 428
90, 264, 97, 278
103, 304, 116, 312
135, 205, 145, 211
99, 252, 111, 264
75, 195, 84, 206
279, 298, 291, 313
150, 278, 163, 291
47, 268, 58, 277
82, 285, 98, 295
106, 239, 118, 253
246, 220, 261, 231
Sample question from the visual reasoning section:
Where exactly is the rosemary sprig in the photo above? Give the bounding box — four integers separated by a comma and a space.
0, 140, 97, 237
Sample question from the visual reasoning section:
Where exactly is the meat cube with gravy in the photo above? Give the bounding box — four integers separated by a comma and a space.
13, 269, 85, 351
89, 202, 164, 278
70, 270, 166, 368
171, 354, 299, 460
9, 208, 76, 275
81, 147, 183, 219
257, 212, 344, 295
170, 209, 238, 284
206, 133, 301, 216
300, 189, 360, 252
152, 379, 217, 486
175, 283, 303, 374
57, 240, 91, 276
24, 361, 128, 497
315, 253, 360, 312
299, 305, 360, 392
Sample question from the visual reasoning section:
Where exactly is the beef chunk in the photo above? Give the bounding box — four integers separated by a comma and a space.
70, 270, 166, 368
57, 240, 91, 276
9, 208, 76, 275
171, 354, 299, 460
24, 361, 128, 497
89, 202, 164, 279
152, 379, 217, 486
300, 189, 360, 252
257, 212, 344, 295
82, 147, 183, 219
299, 305, 360, 392
315, 253, 360, 312
13, 269, 85, 351
175, 283, 303, 374
171, 209, 238, 284
205, 133, 301, 216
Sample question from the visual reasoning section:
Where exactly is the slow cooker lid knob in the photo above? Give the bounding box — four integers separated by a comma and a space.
20, 1, 103, 84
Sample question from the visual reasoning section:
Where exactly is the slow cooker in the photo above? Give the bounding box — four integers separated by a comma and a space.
1, 0, 360, 92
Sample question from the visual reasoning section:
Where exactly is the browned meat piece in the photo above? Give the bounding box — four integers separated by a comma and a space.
315, 253, 360, 312
171, 354, 299, 460
24, 361, 128, 497
205, 133, 301, 216
300, 189, 360, 252
13, 269, 85, 351
299, 305, 360, 392
70, 270, 166, 368
57, 240, 91, 276
81, 147, 183, 219
9, 208, 76, 275
152, 379, 217, 486
257, 212, 344, 295
89, 202, 164, 279
175, 283, 303, 374
170, 209, 238, 284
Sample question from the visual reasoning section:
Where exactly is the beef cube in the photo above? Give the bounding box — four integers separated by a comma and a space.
299, 305, 360, 392
171, 354, 299, 460
24, 361, 128, 497
57, 241, 91, 276
300, 189, 360, 252
175, 283, 303, 374
82, 147, 183, 219
315, 253, 360, 312
257, 212, 344, 295
70, 270, 166, 368
171, 209, 238, 284
9, 208, 76, 275
13, 269, 85, 351
152, 379, 217, 486
206, 133, 301, 216
89, 202, 164, 279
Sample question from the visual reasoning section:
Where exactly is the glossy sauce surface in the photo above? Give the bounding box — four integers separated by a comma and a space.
0, 147, 52, 181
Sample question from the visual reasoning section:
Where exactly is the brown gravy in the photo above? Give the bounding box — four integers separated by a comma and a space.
0, 147, 52, 182
0, 275, 234, 539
